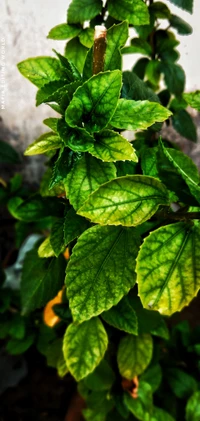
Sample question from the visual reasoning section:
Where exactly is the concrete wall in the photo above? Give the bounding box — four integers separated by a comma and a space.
1, 0, 200, 180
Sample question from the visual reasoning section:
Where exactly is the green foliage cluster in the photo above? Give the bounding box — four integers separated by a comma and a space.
1, 0, 200, 419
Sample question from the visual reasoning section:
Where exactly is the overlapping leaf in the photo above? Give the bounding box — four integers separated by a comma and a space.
124, 382, 153, 420
102, 296, 138, 335
65, 225, 141, 322
47, 23, 81, 40
137, 222, 200, 315
166, 0, 193, 13
63, 317, 108, 381
89, 130, 138, 162
24, 132, 62, 156
64, 153, 116, 210
110, 99, 172, 130
67, 0, 102, 24
17, 57, 63, 88
78, 175, 169, 227
104, 21, 129, 71
65, 70, 122, 133
183, 91, 200, 112
108, 0, 149, 26
117, 334, 153, 379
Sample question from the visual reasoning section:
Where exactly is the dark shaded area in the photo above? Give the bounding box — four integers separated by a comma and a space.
0, 347, 77, 421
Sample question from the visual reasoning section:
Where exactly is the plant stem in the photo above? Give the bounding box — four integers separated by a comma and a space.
158, 211, 200, 221
93, 26, 107, 75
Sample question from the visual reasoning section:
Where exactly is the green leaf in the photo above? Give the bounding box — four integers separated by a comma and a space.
117, 334, 153, 379
24, 132, 62, 156
79, 28, 94, 48
122, 71, 159, 102
111, 99, 172, 131
89, 130, 138, 162
136, 222, 200, 316
36, 80, 71, 106
169, 14, 192, 35
38, 237, 55, 258
65, 70, 122, 133
65, 225, 141, 322
166, 0, 193, 13
0, 140, 20, 164
124, 382, 153, 420
159, 141, 200, 204
8, 195, 64, 221
150, 2, 171, 19
152, 407, 175, 421
167, 368, 197, 399
47, 23, 81, 40
49, 147, 81, 190
6, 334, 35, 355
64, 153, 116, 210
63, 317, 108, 381
141, 147, 159, 179
78, 175, 169, 227
64, 207, 89, 246
186, 391, 200, 421
183, 91, 200, 112
145, 61, 161, 86
67, 0, 102, 24
140, 364, 162, 393
65, 37, 88, 73
107, 0, 149, 26
8, 315, 26, 340
162, 63, 185, 96
172, 110, 197, 142
104, 21, 129, 71
132, 58, 149, 80
43, 118, 59, 132
17, 57, 62, 88
84, 359, 115, 391
122, 38, 152, 56
50, 218, 65, 257
102, 296, 138, 335
21, 248, 66, 314
57, 119, 95, 152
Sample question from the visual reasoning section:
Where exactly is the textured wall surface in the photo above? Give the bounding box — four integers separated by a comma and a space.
1, 0, 200, 180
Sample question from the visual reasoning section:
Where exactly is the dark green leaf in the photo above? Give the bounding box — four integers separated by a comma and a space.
167, 368, 198, 398
57, 119, 95, 152
6, 334, 35, 355
102, 296, 138, 335
172, 109, 197, 142
162, 63, 185, 96
65, 225, 140, 322
0, 140, 20, 164
79, 28, 94, 48
122, 71, 159, 102
43, 118, 59, 132
150, 2, 171, 19
132, 58, 149, 80
50, 218, 65, 257
140, 364, 162, 393
169, 14, 192, 35
107, 0, 149, 26
64, 207, 89, 246
67, 0, 102, 24
166, 0, 193, 13
122, 38, 152, 56
21, 248, 66, 314
8, 195, 65, 221
65, 70, 122, 133
117, 334, 153, 379
49, 147, 81, 190
84, 359, 115, 391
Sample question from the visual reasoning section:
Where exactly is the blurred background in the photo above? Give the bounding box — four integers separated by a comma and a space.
1, 0, 200, 182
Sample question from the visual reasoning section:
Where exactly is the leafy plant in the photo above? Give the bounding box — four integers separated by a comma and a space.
1, 0, 200, 419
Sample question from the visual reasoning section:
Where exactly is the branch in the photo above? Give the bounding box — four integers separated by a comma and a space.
93, 25, 107, 75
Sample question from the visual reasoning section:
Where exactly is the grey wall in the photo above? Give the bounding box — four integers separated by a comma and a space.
1, 0, 200, 180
